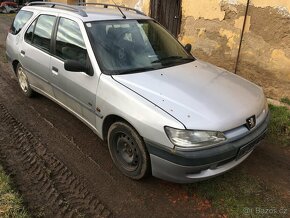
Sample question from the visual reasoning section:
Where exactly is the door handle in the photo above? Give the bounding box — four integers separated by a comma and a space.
20, 50, 25, 56
52, 66, 59, 76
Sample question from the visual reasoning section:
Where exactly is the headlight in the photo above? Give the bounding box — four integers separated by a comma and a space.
164, 126, 226, 148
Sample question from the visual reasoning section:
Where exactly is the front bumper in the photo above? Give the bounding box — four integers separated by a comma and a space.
146, 112, 270, 183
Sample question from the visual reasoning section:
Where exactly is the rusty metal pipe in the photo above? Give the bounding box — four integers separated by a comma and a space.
234, 0, 251, 74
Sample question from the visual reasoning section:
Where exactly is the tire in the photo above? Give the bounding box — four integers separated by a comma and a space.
16, 63, 35, 97
107, 122, 150, 180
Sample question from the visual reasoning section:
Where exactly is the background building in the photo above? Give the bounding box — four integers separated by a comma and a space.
49, 0, 290, 100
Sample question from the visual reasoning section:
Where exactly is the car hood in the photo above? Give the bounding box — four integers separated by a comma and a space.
112, 60, 265, 131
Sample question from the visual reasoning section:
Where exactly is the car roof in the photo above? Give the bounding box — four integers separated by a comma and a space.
22, 4, 150, 22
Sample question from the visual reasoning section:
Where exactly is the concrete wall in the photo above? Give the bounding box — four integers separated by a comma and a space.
54, 0, 290, 99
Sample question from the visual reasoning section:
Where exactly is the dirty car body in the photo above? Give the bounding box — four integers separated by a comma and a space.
6, 2, 269, 183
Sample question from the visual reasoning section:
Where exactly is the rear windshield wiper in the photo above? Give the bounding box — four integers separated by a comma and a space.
152, 56, 194, 64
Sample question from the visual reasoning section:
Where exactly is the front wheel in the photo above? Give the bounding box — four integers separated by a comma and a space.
107, 122, 150, 180
16, 63, 34, 97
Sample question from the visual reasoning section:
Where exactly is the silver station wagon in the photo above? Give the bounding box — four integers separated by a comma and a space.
6, 2, 269, 183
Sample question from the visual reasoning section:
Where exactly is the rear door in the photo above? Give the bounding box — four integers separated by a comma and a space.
20, 13, 57, 97
50, 17, 98, 129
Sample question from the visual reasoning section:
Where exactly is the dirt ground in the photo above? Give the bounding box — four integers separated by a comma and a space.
0, 15, 289, 217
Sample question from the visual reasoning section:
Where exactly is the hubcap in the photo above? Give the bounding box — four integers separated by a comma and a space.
114, 133, 140, 172
18, 67, 28, 92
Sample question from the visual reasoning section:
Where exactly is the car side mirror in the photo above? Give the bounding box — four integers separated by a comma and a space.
64, 60, 93, 76
184, 43, 192, 53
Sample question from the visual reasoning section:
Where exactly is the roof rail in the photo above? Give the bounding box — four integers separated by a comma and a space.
77, 2, 146, 16
27, 1, 88, 17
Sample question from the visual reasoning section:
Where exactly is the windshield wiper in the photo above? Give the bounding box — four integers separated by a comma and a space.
152, 56, 194, 64
117, 67, 156, 75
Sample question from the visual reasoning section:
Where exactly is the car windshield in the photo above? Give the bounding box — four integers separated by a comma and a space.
86, 20, 195, 75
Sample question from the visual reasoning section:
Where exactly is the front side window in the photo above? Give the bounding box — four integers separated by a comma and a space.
32, 15, 56, 51
86, 20, 194, 75
55, 18, 87, 64
11, 10, 33, 35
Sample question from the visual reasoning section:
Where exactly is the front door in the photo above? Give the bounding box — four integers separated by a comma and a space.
150, 0, 182, 37
50, 17, 97, 129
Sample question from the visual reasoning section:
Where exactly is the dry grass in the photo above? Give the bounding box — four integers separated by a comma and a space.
267, 104, 290, 147
0, 166, 30, 218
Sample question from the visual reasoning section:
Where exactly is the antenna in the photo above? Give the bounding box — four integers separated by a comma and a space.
112, 0, 126, 19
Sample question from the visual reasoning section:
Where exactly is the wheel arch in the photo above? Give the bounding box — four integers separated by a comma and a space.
102, 114, 142, 143
12, 60, 19, 75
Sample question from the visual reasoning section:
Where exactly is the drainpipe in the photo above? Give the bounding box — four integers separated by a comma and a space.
234, 0, 250, 74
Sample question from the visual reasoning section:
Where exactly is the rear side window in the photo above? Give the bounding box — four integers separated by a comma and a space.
55, 18, 87, 64
33, 15, 56, 51
11, 10, 33, 35
24, 15, 56, 52
24, 20, 36, 43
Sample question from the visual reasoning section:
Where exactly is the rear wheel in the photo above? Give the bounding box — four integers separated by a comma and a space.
107, 122, 150, 180
16, 63, 34, 97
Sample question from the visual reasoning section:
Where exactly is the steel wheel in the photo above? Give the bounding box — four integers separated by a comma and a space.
114, 132, 141, 172
18, 66, 29, 93
108, 122, 150, 180
16, 63, 34, 97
